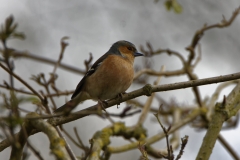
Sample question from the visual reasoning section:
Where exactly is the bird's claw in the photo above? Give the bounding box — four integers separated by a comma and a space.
98, 100, 108, 112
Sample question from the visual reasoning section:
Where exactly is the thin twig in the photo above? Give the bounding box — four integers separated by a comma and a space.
11, 50, 86, 74
134, 68, 185, 80
26, 141, 44, 160
218, 134, 239, 160
137, 66, 165, 126
74, 127, 85, 147
107, 108, 202, 153
189, 6, 240, 49
107, 106, 141, 118
0, 84, 34, 95
192, 44, 202, 68
44, 90, 74, 97
41, 74, 57, 110
52, 37, 69, 75
154, 111, 174, 159
55, 127, 78, 160
175, 135, 188, 160
44, 90, 73, 97
62, 127, 83, 149
0, 62, 44, 101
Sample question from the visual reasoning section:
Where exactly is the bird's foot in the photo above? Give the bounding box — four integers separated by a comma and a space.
116, 92, 126, 107
97, 100, 108, 113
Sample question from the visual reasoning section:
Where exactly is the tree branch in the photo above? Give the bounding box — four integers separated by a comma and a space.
0, 62, 43, 101
1, 72, 240, 151
196, 82, 240, 159
27, 113, 71, 160
11, 50, 86, 74
107, 108, 202, 153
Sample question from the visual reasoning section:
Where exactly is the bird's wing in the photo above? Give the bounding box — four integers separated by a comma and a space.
71, 53, 109, 99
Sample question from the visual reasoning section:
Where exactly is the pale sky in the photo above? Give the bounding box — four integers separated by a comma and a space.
0, 0, 240, 159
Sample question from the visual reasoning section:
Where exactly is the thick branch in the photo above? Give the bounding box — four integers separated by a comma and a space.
1, 72, 240, 151
27, 113, 71, 160
87, 122, 146, 160
107, 108, 202, 153
196, 82, 240, 160
9, 123, 32, 160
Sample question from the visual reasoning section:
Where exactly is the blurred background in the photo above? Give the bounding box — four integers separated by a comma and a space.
0, 0, 240, 159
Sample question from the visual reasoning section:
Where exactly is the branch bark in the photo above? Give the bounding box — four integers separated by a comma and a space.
107, 108, 202, 153
1, 72, 240, 152
196, 82, 240, 160
27, 113, 71, 160
11, 51, 86, 74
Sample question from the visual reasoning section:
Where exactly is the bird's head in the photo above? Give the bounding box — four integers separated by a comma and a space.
108, 40, 144, 62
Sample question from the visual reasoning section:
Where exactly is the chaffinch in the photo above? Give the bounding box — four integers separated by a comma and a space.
54, 40, 143, 113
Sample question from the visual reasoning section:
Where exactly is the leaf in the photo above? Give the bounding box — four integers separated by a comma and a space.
164, 1, 172, 11
164, 0, 183, 13
12, 32, 25, 40
10, 23, 17, 33
5, 116, 24, 127
16, 96, 41, 105
172, 0, 183, 13
5, 15, 14, 31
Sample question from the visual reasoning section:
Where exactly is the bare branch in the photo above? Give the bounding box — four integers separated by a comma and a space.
218, 134, 240, 160
0, 83, 34, 95
27, 112, 71, 160
187, 6, 240, 63
134, 68, 185, 80
11, 50, 86, 74
207, 80, 239, 121
196, 82, 240, 160
175, 135, 188, 160
26, 141, 44, 160
52, 37, 69, 75
107, 108, 202, 153
0, 62, 44, 101
137, 66, 165, 126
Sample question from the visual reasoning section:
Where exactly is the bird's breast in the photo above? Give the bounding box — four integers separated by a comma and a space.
84, 55, 134, 100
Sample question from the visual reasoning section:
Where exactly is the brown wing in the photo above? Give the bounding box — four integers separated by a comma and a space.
71, 53, 109, 99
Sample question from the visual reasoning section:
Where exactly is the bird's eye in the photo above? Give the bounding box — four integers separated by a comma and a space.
127, 47, 133, 51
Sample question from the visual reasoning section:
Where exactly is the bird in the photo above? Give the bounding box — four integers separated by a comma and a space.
54, 40, 143, 113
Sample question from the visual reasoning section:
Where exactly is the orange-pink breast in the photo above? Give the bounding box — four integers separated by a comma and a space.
83, 55, 134, 100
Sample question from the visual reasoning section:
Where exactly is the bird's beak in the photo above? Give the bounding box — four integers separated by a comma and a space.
134, 52, 144, 57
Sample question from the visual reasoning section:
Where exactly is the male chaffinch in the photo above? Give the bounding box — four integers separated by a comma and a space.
54, 40, 143, 113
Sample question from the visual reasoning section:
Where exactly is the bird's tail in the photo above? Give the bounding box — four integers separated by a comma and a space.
54, 92, 89, 114
53, 99, 76, 114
